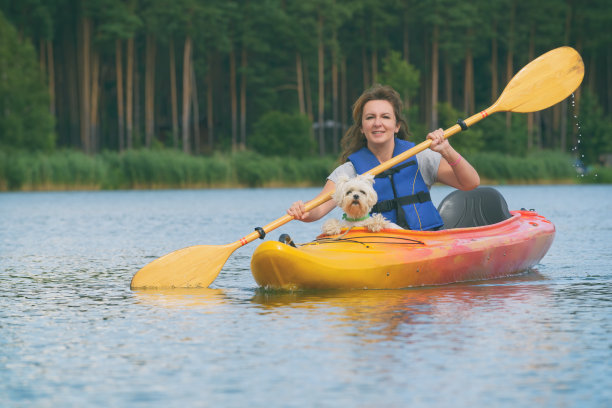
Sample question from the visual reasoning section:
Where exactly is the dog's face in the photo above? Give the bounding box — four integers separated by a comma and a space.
333, 175, 378, 218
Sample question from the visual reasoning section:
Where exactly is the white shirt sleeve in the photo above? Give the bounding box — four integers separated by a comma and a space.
327, 162, 357, 184
416, 150, 441, 189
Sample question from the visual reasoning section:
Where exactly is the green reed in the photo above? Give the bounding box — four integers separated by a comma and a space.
0, 149, 599, 191
0, 149, 337, 190
469, 151, 576, 184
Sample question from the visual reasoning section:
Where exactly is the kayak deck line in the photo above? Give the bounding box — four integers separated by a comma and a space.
303, 234, 426, 248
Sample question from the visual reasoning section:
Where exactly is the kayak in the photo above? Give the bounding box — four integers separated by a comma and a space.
251, 210, 554, 290
250, 188, 555, 290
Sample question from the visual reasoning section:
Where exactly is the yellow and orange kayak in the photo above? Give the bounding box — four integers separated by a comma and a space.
251, 210, 555, 290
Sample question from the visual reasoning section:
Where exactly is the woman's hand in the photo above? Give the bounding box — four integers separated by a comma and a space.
287, 200, 309, 221
286, 180, 339, 223
429, 128, 481, 191
427, 128, 452, 156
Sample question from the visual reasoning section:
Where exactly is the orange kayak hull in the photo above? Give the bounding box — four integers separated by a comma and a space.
251, 210, 555, 290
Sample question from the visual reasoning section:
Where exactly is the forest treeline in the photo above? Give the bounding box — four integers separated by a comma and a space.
0, 0, 611, 166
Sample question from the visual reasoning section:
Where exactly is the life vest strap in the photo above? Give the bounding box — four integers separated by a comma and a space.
372, 191, 432, 213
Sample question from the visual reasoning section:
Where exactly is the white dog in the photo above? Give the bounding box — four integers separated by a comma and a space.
322, 174, 396, 236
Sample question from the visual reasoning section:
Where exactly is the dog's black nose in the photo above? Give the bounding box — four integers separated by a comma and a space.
353, 194, 360, 200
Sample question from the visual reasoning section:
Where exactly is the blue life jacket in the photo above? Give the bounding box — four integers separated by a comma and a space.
348, 138, 444, 231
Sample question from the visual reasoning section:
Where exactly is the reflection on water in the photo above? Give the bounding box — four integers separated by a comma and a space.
251, 272, 551, 344
133, 288, 229, 310
1, 187, 611, 407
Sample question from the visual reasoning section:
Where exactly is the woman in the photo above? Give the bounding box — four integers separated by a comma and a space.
288, 84, 480, 230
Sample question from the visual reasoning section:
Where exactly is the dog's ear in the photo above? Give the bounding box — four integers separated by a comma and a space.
366, 185, 378, 208
332, 175, 350, 204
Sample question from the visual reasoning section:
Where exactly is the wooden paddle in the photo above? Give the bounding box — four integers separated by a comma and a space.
130, 46, 584, 289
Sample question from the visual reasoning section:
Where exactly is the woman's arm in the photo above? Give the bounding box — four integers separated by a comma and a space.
427, 129, 480, 191
287, 179, 338, 222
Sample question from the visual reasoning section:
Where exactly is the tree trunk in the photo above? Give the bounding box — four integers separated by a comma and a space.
47, 40, 55, 117
536, 110, 543, 149
115, 39, 125, 151
573, 41, 582, 148
491, 22, 498, 103
181, 36, 192, 154
63, 25, 79, 146
505, 46, 513, 130
588, 54, 597, 91
134, 47, 141, 145
39, 38, 46, 73
423, 34, 431, 129
126, 37, 134, 149
332, 46, 339, 154
505, 0, 515, 131
560, 0, 572, 150
552, 103, 560, 149
80, 17, 92, 154
527, 26, 535, 151
341, 57, 347, 134
444, 56, 452, 104
169, 40, 179, 149
403, 10, 410, 63
304, 60, 313, 122
560, 99, 568, 151
403, 11, 411, 115
230, 46, 237, 150
431, 25, 439, 130
296, 52, 305, 115
90, 50, 100, 152
145, 34, 156, 148
317, 13, 325, 156
207, 57, 214, 149
191, 62, 200, 154
463, 46, 474, 115
240, 47, 247, 149
361, 42, 369, 88
371, 28, 378, 83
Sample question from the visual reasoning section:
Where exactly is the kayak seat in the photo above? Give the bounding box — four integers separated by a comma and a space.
437, 187, 512, 229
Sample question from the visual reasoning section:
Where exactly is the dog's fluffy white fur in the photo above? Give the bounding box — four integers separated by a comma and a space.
322, 174, 396, 235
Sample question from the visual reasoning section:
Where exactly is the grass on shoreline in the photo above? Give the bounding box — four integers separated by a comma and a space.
0, 149, 337, 191
0, 148, 608, 191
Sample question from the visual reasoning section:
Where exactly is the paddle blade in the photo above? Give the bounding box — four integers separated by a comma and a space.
494, 46, 584, 113
130, 243, 239, 289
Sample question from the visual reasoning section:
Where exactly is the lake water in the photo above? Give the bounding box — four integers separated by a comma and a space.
1, 185, 611, 407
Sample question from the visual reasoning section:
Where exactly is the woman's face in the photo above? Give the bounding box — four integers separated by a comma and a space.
360, 100, 400, 147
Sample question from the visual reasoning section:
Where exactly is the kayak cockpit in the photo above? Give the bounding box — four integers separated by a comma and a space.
437, 186, 512, 229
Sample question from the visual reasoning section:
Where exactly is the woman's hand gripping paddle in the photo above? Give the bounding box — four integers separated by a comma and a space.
130, 46, 584, 289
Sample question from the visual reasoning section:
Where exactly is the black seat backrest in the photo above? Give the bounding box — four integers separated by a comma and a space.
437, 187, 512, 229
